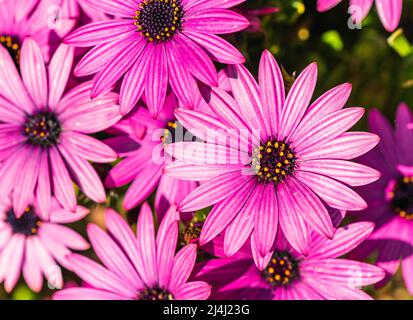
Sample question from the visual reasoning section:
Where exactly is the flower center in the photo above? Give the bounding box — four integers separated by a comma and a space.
24, 112, 62, 147
386, 176, 413, 220
0, 35, 21, 66
161, 120, 188, 145
6, 207, 41, 236
138, 287, 174, 300
251, 138, 298, 184
262, 251, 300, 287
134, 0, 184, 43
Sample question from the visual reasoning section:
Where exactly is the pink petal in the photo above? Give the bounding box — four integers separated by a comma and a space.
298, 159, 380, 187
199, 178, 255, 245
20, 38, 47, 108
184, 31, 245, 64
156, 205, 180, 288
87, 224, 142, 288
258, 50, 284, 136
300, 132, 380, 160
68, 254, 136, 297
36, 151, 52, 219
54, 288, 127, 300
50, 146, 77, 212
145, 45, 168, 118
64, 20, 136, 47
185, 9, 249, 34
59, 144, 106, 203
0, 234, 25, 293
279, 62, 318, 139
48, 44, 74, 108
136, 203, 158, 286
375, 0, 402, 32
277, 182, 311, 255
23, 238, 43, 293
310, 222, 374, 259
175, 281, 211, 300
178, 171, 250, 212
317, 0, 343, 11
296, 171, 367, 211
169, 244, 198, 292
254, 184, 278, 256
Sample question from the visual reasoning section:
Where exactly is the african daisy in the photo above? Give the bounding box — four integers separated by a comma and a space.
0, 196, 89, 293
0, 38, 120, 218
64, 0, 249, 117
165, 50, 381, 261
53, 203, 211, 300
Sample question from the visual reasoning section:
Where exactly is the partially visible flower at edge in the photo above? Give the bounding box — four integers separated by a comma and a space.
0, 196, 89, 293
350, 103, 413, 295
53, 203, 211, 300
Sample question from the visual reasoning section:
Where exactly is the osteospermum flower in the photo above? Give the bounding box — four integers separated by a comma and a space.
105, 94, 197, 219
0, 38, 120, 218
64, 0, 249, 117
317, 0, 402, 32
194, 212, 384, 300
0, 0, 77, 62
0, 196, 89, 293
350, 104, 413, 295
53, 204, 211, 300
165, 50, 380, 260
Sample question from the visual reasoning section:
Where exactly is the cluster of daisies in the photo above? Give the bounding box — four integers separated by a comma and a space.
0, 0, 412, 300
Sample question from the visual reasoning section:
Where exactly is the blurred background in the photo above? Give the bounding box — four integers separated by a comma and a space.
1, 0, 413, 300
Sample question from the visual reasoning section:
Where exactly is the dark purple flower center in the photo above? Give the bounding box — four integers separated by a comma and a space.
6, 207, 41, 236
0, 35, 21, 66
24, 112, 62, 147
251, 138, 298, 184
134, 0, 184, 43
138, 287, 174, 300
262, 251, 300, 287
388, 176, 413, 220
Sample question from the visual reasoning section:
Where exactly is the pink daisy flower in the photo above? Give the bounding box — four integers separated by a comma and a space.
53, 203, 211, 300
317, 0, 402, 32
194, 211, 385, 300
0, 38, 121, 218
0, 196, 89, 293
0, 0, 78, 62
105, 94, 197, 219
350, 104, 413, 295
165, 50, 381, 260
64, 0, 249, 117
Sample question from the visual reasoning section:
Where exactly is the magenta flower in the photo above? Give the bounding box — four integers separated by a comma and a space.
317, 0, 402, 32
165, 50, 380, 260
53, 204, 211, 300
0, 0, 78, 62
0, 196, 89, 293
194, 213, 384, 300
64, 0, 249, 117
105, 94, 197, 219
350, 104, 413, 295
0, 38, 120, 218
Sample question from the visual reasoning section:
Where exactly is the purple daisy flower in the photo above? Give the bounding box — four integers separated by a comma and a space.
0, 38, 121, 218
317, 0, 402, 32
104, 94, 197, 220
53, 203, 211, 300
194, 211, 384, 300
350, 104, 413, 295
64, 0, 249, 117
0, 196, 89, 293
165, 50, 381, 260
0, 0, 78, 62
